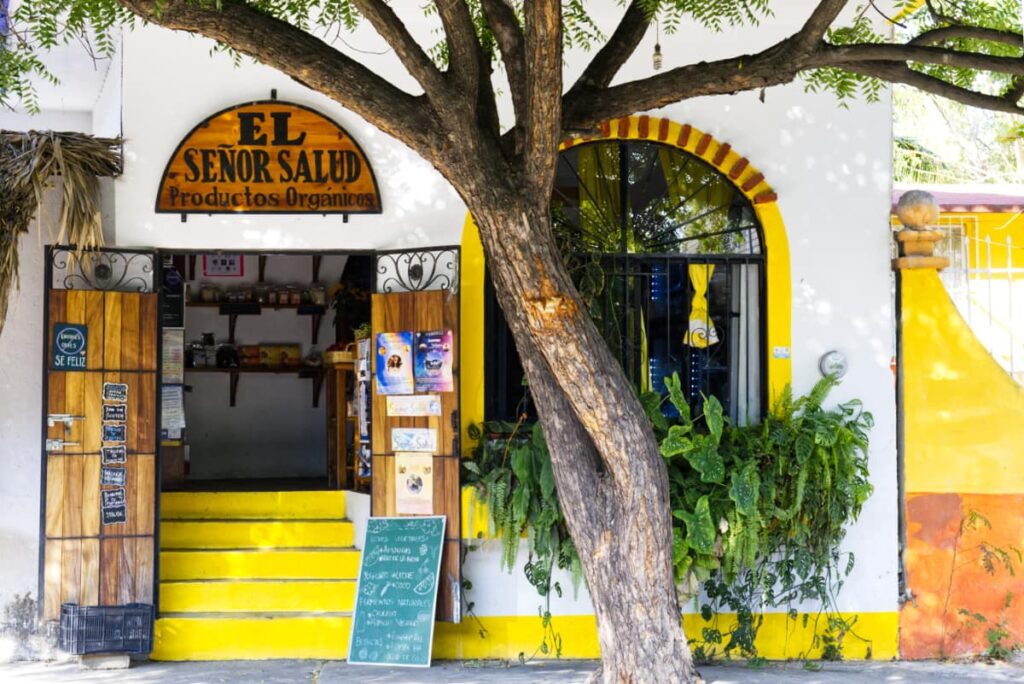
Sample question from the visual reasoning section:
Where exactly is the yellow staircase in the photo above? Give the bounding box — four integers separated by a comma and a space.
152, 491, 357, 660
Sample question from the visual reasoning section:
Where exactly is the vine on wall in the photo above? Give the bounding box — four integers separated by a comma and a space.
463, 374, 875, 661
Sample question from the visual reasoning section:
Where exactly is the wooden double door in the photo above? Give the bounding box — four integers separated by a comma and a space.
41, 249, 159, 623
39, 248, 463, 627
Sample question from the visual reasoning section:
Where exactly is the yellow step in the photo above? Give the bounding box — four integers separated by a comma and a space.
152, 615, 351, 661
160, 548, 360, 581
161, 491, 346, 520
160, 580, 356, 613
160, 520, 354, 549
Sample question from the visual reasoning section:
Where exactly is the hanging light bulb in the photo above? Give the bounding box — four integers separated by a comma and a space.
653, 20, 663, 71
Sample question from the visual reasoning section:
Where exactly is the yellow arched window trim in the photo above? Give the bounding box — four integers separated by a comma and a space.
460, 115, 793, 452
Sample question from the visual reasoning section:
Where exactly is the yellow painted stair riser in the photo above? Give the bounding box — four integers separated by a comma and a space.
160, 491, 347, 520
152, 616, 351, 661
160, 549, 361, 581
159, 580, 356, 613
160, 520, 355, 549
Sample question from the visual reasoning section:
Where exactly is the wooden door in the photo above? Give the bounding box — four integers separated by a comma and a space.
370, 288, 461, 623
41, 248, 158, 627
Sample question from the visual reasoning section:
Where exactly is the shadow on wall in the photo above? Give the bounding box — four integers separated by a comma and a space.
900, 268, 1024, 659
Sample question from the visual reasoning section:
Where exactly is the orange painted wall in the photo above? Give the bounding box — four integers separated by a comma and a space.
899, 267, 1024, 658
901, 492, 1024, 659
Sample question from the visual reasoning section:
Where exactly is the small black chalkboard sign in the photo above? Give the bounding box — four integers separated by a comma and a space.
101, 487, 127, 526
102, 404, 127, 422
101, 466, 127, 487
102, 424, 126, 443
101, 445, 126, 464
102, 383, 128, 402
348, 516, 446, 668
101, 505, 127, 525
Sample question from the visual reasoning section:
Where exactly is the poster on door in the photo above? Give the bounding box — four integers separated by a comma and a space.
413, 330, 453, 393
395, 453, 433, 515
375, 332, 414, 395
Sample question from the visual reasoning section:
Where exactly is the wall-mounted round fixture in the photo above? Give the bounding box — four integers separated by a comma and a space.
819, 350, 848, 379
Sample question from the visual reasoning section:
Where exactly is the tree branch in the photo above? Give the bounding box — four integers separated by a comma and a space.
521, 0, 562, 194
795, 0, 851, 47
568, 1, 651, 95
117, 0, 440, 157
1004, 76, 1024, 105
909, 25, 1024, 48
480, 0, 527, 126
436, 0, 481, 91
564, 40, 808, 133
845, 60, 1024, 115
350, 0, 447, 97
827, 43, 1024, 74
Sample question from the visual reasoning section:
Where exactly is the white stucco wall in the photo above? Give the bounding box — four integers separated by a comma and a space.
0, 1, 898, 626
0, 194, 62, 612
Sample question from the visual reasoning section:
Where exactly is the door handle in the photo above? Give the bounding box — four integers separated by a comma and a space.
45, 439, 81, 452
47, 414, 84, 429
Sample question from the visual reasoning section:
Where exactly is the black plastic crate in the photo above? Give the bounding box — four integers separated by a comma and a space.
58, 603, 154, 655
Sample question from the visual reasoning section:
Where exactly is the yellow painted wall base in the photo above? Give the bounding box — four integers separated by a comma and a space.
434, 611, 899, 661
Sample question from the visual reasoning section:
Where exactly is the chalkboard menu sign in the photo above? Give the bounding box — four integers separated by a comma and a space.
348, 516, 446, 667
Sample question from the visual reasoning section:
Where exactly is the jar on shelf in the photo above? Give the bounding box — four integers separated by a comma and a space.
309, 284, 326, 306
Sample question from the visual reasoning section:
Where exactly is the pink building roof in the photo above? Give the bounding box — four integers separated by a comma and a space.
893, 183, 1024, 213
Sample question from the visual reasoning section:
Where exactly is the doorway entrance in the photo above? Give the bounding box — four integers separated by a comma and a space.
157, 250, 373, 493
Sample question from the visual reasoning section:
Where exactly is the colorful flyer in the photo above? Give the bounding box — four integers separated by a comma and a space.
414, 330, 454, 393
375, 332, 414, 395
386, 395, 442, 417
395, 453, 434, 515
391, 427, 438, 453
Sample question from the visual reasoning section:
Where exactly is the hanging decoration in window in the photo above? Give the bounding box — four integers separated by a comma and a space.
683, 264, 719, 348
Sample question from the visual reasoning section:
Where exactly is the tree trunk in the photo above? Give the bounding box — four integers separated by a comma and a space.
466, 181, 701, 683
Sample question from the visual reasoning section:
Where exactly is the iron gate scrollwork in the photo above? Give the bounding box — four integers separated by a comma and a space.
50, 248, 155, 293
375, 248, 459, 293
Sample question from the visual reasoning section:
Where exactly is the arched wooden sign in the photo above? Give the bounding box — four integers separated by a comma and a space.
156, 101, 382, 215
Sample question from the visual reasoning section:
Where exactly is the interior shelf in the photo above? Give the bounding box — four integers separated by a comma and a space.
186, 366, 326, 408
186, 302, 326, 344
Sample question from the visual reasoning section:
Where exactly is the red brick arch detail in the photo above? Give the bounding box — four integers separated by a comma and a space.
559, 116, 776, 203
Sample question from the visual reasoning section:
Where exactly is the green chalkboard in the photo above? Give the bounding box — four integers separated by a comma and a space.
348, 516, 446, 667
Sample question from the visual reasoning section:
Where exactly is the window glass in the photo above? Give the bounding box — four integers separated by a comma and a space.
486, 140, 765, 424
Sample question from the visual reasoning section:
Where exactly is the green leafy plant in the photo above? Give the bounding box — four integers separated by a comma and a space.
465, 374, 874, 661
943, 510, 1022, 660
644, 373, 874, 659
463, 416, 583, 659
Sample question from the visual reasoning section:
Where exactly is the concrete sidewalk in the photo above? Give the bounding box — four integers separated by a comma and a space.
1, 659, 1023, 683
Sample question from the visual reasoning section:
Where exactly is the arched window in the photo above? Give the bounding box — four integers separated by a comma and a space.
485, 139, 765, 423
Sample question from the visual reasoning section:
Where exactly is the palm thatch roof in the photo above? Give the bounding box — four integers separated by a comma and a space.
0, 131, 121, 334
